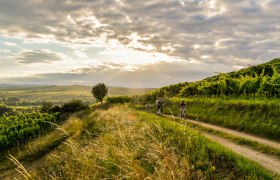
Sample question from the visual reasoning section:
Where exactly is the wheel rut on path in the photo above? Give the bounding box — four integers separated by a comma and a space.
163, 114, 280, 175
185, 117, 280, 150
203, 132, 280, 175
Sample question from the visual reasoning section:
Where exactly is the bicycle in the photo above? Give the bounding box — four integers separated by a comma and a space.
157, 106, 163, 116
179, 107, 186, 119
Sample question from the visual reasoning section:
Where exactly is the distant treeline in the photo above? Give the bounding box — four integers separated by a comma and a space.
142, 58, 280, 101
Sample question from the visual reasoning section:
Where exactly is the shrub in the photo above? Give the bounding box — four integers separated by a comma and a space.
61, 100, 88, 113
40, 102, 54, 113
0, 104, 13, 116
106, 96, 132, 104
49, 105, 62, 113
41, 103, 62, 113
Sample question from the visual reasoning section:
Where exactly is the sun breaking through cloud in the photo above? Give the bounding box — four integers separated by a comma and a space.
0, 0, 279, 87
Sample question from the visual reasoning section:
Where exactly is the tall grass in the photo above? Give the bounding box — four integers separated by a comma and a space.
31, 106, 192, 179
25, 105, 274, 179
0, 115, 83, 179
138, 112, 275, 179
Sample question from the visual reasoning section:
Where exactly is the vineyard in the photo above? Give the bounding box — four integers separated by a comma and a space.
134, 58, 280, 140
143, 58, 280, 100
0, 112, 60, 153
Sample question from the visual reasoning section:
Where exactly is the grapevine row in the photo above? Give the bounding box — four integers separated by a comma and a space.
0, 112, 60, 152
142, 58, 280, 101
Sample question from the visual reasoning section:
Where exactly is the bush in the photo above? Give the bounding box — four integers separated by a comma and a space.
49, 105, 62, 113
106, 96, 132, 104
61, 100, 88, 113
0, 104, 13, 116
41, 102, 62, 113
40, 102, 54, 113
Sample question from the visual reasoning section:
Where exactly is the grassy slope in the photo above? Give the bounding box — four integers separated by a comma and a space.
2, 105, 275, 179
147, 58, 280, 98
139, 59, 280, 141
141, 108, 280, 159
153, 97, 280, 141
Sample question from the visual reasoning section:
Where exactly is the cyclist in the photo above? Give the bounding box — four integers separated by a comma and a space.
159, 98, 163, 114
156, 97, 163, 115
145, 102, 151, 112
180, 100, 186, 119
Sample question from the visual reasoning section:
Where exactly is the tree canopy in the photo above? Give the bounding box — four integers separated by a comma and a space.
91, 83, 108, 103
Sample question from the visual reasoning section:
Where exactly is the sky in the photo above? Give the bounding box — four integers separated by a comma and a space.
0, 0, 279, 88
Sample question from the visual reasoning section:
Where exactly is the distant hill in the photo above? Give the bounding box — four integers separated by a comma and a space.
108, 86, 154, 96
0, 84, 154, 96
0, 84, 45, 89
0, 84, 154, 106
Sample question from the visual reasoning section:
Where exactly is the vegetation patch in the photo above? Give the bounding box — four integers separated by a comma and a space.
142, 97, 280, 141
135, 59, 280, 141
106, 96, 132, 104
138, 112, 274, 179
11, 105, 273, 179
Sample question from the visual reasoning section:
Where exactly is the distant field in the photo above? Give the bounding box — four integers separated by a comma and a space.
0, 85, 153, 106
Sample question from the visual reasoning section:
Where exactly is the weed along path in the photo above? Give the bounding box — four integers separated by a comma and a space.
164, 114, 280, 151
202, 132, 280, 175
184, 117, 280, 151
161, 114, 280, 175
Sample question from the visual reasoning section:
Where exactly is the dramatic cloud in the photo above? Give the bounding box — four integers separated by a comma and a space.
0, 0, 279, 87
0, 49, 11, 53
15, 50, 63, 64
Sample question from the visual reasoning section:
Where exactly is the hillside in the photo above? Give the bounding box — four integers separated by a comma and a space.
144, 58, 280, 99
139, 58, 280, 140
0, 105, 275, 179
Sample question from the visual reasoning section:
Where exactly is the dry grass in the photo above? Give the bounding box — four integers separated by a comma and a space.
0, 116, 84, 179
6, 105, 274, 179
30, 106, 192, 179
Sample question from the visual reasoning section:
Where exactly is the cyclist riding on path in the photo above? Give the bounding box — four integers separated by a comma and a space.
180, 100, 186, 119
156, 97, 163, 115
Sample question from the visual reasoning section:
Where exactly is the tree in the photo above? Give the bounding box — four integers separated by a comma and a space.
91, 83, 108, 103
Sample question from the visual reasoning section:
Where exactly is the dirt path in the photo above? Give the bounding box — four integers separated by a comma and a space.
167, 115, 280, 150
187, 118, 280, 150
163, 114, 280, 175
202, 132, 280, 175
